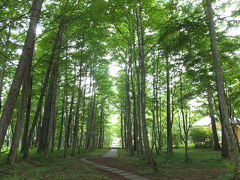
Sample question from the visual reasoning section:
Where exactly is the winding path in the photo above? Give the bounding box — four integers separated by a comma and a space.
80, 149, 150, 180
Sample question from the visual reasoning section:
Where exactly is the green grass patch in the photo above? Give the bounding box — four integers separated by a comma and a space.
0, 148, 110, 180
118, 148, 231, 179
80, 147, 111, 157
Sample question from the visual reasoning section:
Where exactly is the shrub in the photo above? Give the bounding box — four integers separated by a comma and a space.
173, 132, 182, 148
190, 127, 213, 148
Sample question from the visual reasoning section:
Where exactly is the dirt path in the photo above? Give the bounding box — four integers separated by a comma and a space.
80, 149, 150, 180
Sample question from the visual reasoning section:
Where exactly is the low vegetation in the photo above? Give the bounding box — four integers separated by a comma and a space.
0, 149, 110, 180
190, 127, 213, 148
118, 148, 232, 180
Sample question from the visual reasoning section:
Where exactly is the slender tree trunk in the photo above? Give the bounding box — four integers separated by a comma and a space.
166, 57, 173, 154
90, 91, 97, 151
85, 76, 93, 151
38, 24, 63, 157
7, 61, 31, 164
136, 0, 156, 169
63, 73, 69, 155
64, 90, 75, 157
98, 102, 104, 149
124, 101, 128, 149
72, 62, 83, 155
156, 95, 163, 153
51, 98, 57, 152
0, 0, 43, 151
131, 68, 138, 152
120, 105, 125, 148
207, 90, 221, 150
213, 97, 229, 157
36, 107, 43, 147
125, 63, 133, 155
179, 73, 190, 163
206, 0, 240, 176
21, 75, 33, 153
0, 61, 6, 114
78, 87, 86, 153
133, 16, 143, 155
44, 56, 60, 157
155, 58, 161, 154
23, 57, 53, 159
58, 94, 65, 150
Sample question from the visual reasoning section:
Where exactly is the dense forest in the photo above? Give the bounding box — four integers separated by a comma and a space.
0, 0, 240, 179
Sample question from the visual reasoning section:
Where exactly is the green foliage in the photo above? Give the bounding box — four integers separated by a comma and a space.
173, 132, 182, 148
190, 127, 213, 148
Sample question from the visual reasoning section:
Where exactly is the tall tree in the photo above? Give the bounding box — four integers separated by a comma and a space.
205, 0, 240, 176
0, 0, 43, 150
136, 0, 156, 169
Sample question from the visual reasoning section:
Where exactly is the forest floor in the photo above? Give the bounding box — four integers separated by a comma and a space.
0, 147, 232, 180
87, 148, 232, 180
0, 148, 124, 180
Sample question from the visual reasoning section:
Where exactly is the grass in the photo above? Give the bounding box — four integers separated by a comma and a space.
118, 147, 233, 180
0, 147, 233, 180
0, 148, 110, 180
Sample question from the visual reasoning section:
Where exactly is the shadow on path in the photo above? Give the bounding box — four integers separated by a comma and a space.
80, 149, 150, 180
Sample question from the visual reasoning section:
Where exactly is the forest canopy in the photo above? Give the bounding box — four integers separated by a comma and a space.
0, 0, 240, 179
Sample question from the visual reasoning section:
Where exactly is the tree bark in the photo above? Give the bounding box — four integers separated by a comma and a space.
85, 76, 94, 151
125, 63, 133, 155
38, 23, 63, 157
206, 0, 240, 176
7, 62, 31, 164
72, 54, 83, 155
166, 57, 173, 154
0, 0, 43, 150
136, 0, 156, 169
207, 90, 221, 151
21, 74, 33, 153
64, 88, 75, 157
78, 86, 86, 153
23, 51, 54, 159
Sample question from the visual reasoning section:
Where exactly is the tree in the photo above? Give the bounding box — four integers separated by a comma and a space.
0, 0, 43, 150
205, 0, 240, 176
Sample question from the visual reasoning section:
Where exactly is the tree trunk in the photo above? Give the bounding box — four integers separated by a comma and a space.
98, 101, 104, 149
7, 62, 31, 164
58, 94, 65, 150
85, 76, 93, 151
72, 63, 82, 155
166, 57, 173, 154
64, 90, 75, 157
78, 86, 86, 153
38, 24, 63, 157
23, 52, 54, 159
206, 0, 240, 176
120, 105, 125, 149
21, 74, 33, 153
125, 63, 133, 155
0, 0, 43, 150
0, 61, 6, 114
36, 106, 43, 147
136, 0, 157, 170
131, 67, 138, 152
207, 90, 221, 151
133, 14, 144, 155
